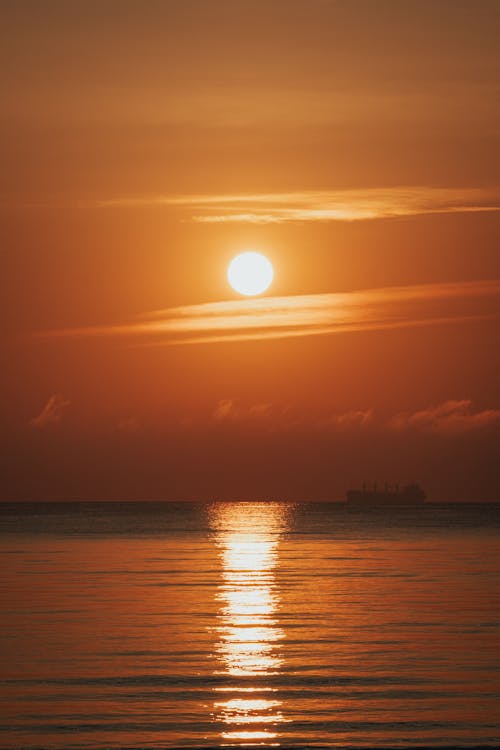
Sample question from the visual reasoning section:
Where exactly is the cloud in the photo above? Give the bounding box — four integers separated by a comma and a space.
98, 187, 500, 224
210, 402, 375, 433
44, 279, 500, 346
327, 409, 374, 429
115, 417, 140, 433
30, 394, 70, 429
389, 400, 500, 435
213, 399, 273, 422
208, 399, 500, 436
212, 400, 373, 432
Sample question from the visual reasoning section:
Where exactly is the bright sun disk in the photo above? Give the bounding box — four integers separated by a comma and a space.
227, 252, 274, 296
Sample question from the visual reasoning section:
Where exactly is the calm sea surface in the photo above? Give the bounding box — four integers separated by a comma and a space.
1, 501, 500, 749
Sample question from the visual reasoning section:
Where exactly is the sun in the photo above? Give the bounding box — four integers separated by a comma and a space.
227, 252, 274, 296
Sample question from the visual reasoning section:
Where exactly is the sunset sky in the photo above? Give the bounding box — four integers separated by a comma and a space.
1, 0, 499, 501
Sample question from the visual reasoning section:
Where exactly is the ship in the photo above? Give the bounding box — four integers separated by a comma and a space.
346, 482, 426, 507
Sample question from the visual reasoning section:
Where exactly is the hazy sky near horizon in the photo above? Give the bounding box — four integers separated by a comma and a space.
1, 0, 499, 500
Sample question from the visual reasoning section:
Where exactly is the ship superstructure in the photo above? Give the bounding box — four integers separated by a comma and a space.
346, 482, 426, 506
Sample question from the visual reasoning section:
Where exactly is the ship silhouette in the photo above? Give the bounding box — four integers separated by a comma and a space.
346, 481, 426, 506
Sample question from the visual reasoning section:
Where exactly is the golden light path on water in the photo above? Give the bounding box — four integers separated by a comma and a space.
209, 503, 290, 746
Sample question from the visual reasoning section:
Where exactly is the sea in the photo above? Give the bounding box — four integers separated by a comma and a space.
1, 501, 500, 749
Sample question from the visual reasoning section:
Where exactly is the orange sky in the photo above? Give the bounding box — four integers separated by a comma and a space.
1, 0, 499, 500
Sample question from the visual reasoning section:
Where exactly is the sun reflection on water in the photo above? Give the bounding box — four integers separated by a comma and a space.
209, 502, 290, 746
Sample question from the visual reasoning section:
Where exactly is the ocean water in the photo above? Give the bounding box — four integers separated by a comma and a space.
0, 501, 500, 749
